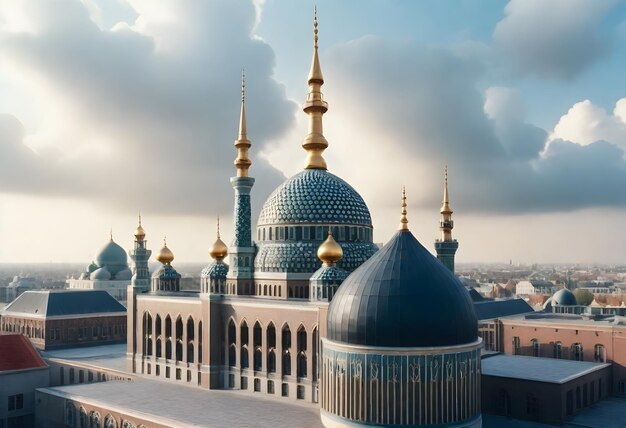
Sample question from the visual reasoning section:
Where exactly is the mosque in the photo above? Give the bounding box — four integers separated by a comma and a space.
66, 234, 132, 301
126, 13, 481, 427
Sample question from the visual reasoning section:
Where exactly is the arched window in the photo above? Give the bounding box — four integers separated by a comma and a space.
254, 322, 263, 371
531, 339, 540, 357
176, 317, 183, 342
176, 339, 183, 361
241, 321, 249, 369
263, 284, 267, 296
187, 342, 194, 364
155, 315, 162, 338
79, 407, 88, 428
198, 321, 203, 364
594, 344, 605, 362
89, 411, 101, 428
104, 415, 117, 428
165, 315, 171, 339
554, 342, 562, 359
312, 326, 318, 381
121, 422, 136, 428
297, 325, 307, 378
572, 343, 583, 361
282, 324, 291, 376
65, 402, 75, 426
267, 323, 276, 373
228, 319, 236, 367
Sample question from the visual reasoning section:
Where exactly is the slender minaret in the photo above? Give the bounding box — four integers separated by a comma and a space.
228, 71, 255, 292
434, 166, 459, 273
302, 7, 330, 170
129, 213, 151, 292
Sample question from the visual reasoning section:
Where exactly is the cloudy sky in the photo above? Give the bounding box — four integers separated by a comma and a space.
1, 0, 626, 264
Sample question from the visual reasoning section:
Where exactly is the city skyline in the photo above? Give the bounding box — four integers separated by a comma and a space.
1, 0, 626, 263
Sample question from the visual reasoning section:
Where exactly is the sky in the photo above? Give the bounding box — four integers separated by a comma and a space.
1, 0, 626, 264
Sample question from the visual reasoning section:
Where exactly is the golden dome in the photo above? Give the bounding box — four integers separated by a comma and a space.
209, 237, 228, 260
156, 237, 174, 265
134, 224, 146, 240
317, 230, 343, 266
209, 216, 228, 261
134, 213, 145, 240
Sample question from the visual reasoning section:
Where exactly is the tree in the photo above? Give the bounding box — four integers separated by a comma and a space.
573, 288, 594, 306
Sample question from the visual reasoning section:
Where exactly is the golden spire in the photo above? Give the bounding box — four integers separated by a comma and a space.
156, 236, 174, 265
110, 228, 113, 241
439, 166, 454, 241
440, 165, 453, 214
302, 7, 329, 170
317, 227, 343, 266
234, 69, 252, 177
399, 187, 409, 231
134, 212, 146, 241
209, 216, 228, 261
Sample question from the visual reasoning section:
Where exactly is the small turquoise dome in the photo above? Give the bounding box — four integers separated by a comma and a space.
201, 262, 229, 279
90, 266, 111, 280
95, 239, 128, 275
87, 262, 98, 273
114, 268, 132, 281
553, 288, 577, 306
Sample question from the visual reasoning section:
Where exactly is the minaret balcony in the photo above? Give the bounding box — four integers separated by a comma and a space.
440, 220, 454, 228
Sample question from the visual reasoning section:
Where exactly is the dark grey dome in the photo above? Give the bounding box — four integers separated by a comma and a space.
257, 169, 372, 226
327, 230, 478, 348
553, 288, 577, 306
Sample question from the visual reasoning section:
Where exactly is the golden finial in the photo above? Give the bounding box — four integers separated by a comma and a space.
156, 236, 174, 265
234, 70, 252, 177
314, 6, 318, 49
302, 7, 329, 170
399, 187, 409, 231
317, 227, 343, 266
441, 165, 452, 214
209, 217, 228, 261
110, 228, 113, 241
134, 212, 146, 241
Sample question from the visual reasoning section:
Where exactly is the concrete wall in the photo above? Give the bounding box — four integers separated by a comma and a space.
0, 368, 49, 428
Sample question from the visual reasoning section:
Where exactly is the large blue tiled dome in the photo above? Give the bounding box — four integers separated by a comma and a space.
255, 169, 378, 273
258, 169, 372, 226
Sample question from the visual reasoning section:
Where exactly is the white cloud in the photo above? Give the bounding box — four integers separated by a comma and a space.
551, 98, 626, 150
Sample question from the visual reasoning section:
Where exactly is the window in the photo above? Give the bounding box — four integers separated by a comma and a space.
572, 343, 583, 361
282, 383, 289, 397
267, 380, 275, 394
554, 342, 563, 359
297, 385, 305, 399
7, 394, 24, 411
594, 344, 605, 362
254, 378, 261, 392
513, 336, 520, 355
66, 403, 76, 426
531, 339, 540, 357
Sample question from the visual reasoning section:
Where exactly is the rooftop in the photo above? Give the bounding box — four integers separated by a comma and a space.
481, 354, 610, 384
473, 298, 534, 320
1, 289, 126, 318
41, 343, 128, 372
0, 334, 47, 372
38, 378, 323, 428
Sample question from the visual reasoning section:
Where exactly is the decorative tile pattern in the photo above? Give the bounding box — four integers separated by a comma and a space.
257, 169, 372, 226
201, 261, 229, 279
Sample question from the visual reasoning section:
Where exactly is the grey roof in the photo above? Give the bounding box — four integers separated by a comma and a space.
473, 298, 534, 320
2, 290, 126, 317
481, 354, 610, 384
327, 230, 478, 347
38, 379, 323, 428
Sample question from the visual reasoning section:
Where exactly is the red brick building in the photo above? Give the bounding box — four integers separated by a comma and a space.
0, 290, 126, 350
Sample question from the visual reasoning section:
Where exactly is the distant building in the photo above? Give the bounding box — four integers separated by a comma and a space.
0, 290, 126, 350
0, 334, 49, 428
515, 279, 556, 296
66, 235, 132, 302
0, 276, 36, 303
482, 354, 611, 424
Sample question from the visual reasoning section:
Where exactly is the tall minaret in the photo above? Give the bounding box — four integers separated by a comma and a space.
228, 71, 255, 293
434, 166, 459, 273
302, 8, 330, 170
129, 214, 152, 292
